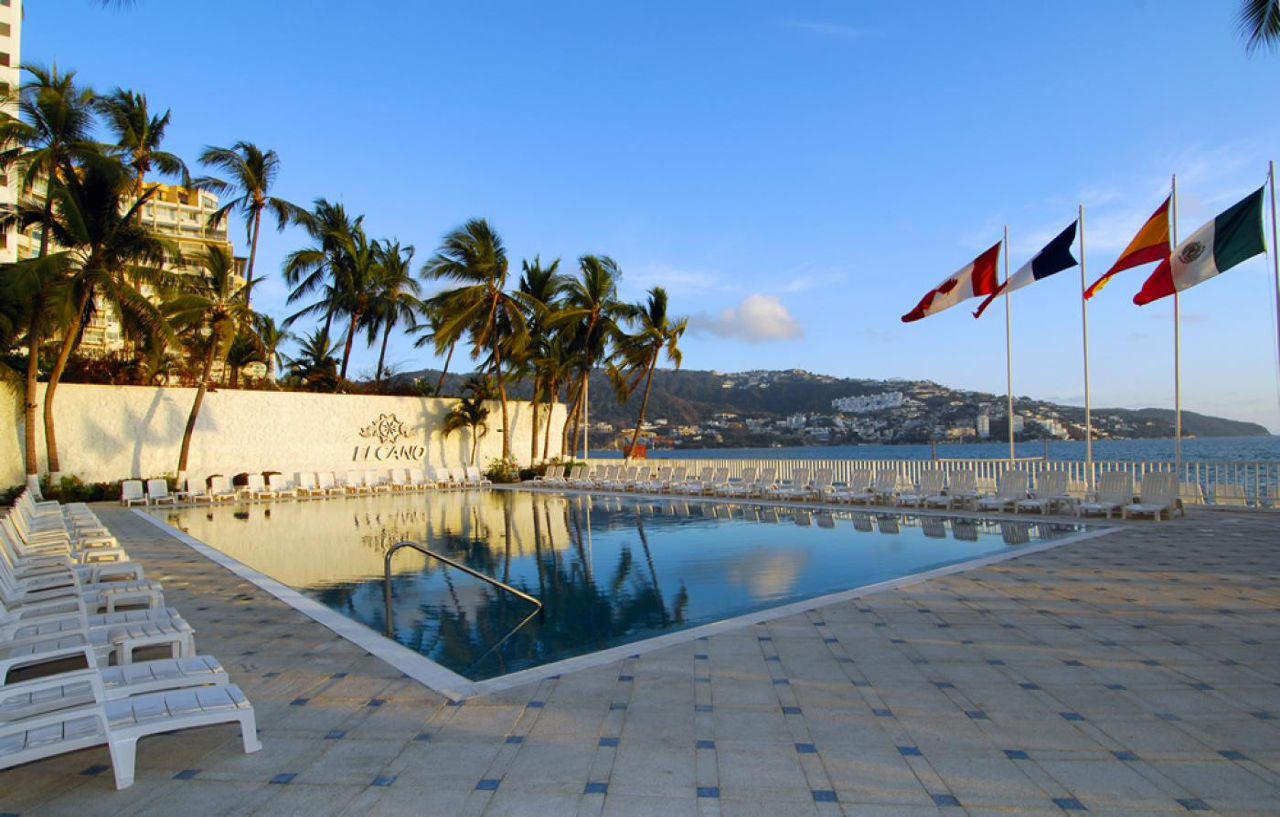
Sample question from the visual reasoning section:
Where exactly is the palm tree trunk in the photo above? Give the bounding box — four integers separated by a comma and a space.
569, 368, 590, 457
628, 352, 659, 462
23, 312, 42, 494
560, 374, 584, 458
177, 342, 217, 479
375, 321, 392, 389
493, 341, 512, 461
339, 311, 359, 381
470, 426, 479, 466
435, 340, 455, 395
542, 383, 557, 460
244, 207, 262, 309
530, 381, 540, 464
42, 288, 93, 480
487, 296, 512, 461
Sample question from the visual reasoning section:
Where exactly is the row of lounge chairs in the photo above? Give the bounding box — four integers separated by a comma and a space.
122, 466, 493, 505
528, 464, 1184, 520
2, 491, 260, 789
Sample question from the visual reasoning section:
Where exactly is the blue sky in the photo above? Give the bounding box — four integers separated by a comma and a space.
26, 1, 1280, 431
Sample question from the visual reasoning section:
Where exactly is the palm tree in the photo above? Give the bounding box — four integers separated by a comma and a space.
165, 245, 257, 483
611, 287, 687, 460
0, 64, 101, 259
410, 301, 458, 396
517, 256, 566, 463
444, 378, 491, 466
287, 218, 380, 381
9, 158, 173, 482
251, 313, 288, 381
93, 88, 189, 196
366, 239, 420, 390
281, 328, 340, 392
550, 255, 626, 457
1241, 0, 1280, 51
422, 219, 537, 461
282, 198, 361, 341
0, 253, 67, 492
222, 330, 265, 387
196, 141, 302, 308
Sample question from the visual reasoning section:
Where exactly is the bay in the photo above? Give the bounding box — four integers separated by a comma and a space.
591, 435, 1280, 463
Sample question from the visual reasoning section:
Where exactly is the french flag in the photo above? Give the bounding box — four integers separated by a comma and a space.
972, 221, 1078, 319
902, 242, 1002, 322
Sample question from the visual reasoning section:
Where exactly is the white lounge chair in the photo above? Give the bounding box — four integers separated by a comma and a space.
1078, 472, 1134, 518
119, 481, 146, 507
466, 466, 493, 488
1122, 472, 1181, 520
267, 473, 297, 499
829, 470, 872, 504
344, 470, 371, 495
144, 479, 175, 506
172, 477, 210, 504
898, 470, 944, 508
926, 470, 978, 510
716, 467, 755, 497
423, 465, 451, 489
207, 476, 237, 502
0, 672, 260, 789
976, 470, 1029, 513
766, 468, 809, 500
244, 474, 273, 500
2, 606, 194, 669
1015, 471, 1070, 514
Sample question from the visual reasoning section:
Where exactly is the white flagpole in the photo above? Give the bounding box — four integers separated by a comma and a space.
1004, 224, 1015, 462
1079, 204, 1093, 491
1270, 161, 1280, 393
1172, 173, 1182, 471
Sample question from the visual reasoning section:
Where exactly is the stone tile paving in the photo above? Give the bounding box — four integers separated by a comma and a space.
2, 506, 1278, 815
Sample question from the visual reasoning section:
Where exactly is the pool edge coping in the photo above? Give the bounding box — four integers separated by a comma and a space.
132, 504, 1119, 701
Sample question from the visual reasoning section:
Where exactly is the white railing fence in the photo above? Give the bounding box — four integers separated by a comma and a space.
586, 457, 1280, 508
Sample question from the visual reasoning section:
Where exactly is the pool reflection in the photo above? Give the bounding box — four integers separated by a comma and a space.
160, 492, 1083, 681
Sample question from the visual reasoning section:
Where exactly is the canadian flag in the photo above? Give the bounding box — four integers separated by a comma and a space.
902, 242, 1002, 322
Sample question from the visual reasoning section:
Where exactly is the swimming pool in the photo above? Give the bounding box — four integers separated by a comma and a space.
153, 490, 1089, 683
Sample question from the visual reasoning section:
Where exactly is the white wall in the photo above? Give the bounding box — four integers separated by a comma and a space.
2, 383, 566, 486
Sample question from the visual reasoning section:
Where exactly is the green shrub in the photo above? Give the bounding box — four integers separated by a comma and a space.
40, 475, 118, 503
483, 457, 522, 484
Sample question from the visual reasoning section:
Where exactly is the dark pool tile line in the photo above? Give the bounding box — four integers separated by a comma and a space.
172, 769, 201, 780
1053, 796, 1087, 811
269, 773, 296, 785
585, 782, 607, 794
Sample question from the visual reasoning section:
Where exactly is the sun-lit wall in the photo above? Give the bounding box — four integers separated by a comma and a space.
1, 383, 566, 486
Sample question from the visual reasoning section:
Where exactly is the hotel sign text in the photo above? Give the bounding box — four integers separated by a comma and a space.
353, 413, 425, 462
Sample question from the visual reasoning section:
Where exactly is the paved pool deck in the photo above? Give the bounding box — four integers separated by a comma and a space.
3, 502, 1278, 816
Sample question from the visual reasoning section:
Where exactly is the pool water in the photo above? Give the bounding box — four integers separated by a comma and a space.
157, 490, 1086, 681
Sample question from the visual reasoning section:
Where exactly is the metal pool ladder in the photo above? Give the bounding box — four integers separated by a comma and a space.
382, 540, 543, 642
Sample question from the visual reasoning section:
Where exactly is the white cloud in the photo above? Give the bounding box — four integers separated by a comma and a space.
689, 293, 803, 342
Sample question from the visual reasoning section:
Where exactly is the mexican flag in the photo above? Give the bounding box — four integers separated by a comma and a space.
1134, 187, 1266, 306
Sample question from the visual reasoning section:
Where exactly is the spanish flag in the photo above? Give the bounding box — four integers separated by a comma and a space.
1084, 195, 1171, 299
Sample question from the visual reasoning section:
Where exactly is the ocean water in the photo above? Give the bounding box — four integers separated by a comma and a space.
593, 436, 1280, 463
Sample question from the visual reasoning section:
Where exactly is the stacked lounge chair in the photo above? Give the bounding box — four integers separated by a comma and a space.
1, 491, 260, 789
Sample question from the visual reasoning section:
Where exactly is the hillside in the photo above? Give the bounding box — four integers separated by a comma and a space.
394, 367, 1269, 446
